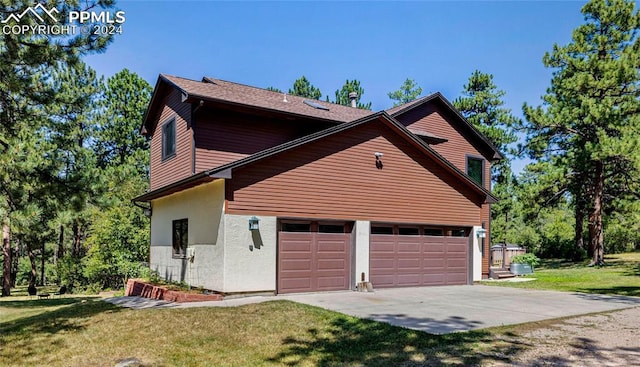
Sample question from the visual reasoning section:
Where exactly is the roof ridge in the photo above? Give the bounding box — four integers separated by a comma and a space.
203, 76, 355, 109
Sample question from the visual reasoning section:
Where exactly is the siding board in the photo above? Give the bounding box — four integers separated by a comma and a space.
194, 108, 333, 172
149, 89, 193, 191
226, 120, 484, 225
396, 103, 492, 188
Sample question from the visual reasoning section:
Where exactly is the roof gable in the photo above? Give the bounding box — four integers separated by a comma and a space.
386, 93, 503, 160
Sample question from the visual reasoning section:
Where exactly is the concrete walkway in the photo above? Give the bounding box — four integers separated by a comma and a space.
104, 285, 640, 334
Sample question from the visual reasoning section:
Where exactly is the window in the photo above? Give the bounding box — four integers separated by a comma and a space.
281, 223, 311, 232
450, 228, 468, 237
398, 227, 419, 236
423, 228, 444, 236
162, 118, 176, 160
172, 219, 188, 257
371, 226, 394, 235
466, 156, 484, 186
319, 224, 345, 233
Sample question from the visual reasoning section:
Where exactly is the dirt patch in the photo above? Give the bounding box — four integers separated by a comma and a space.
488, 306, 640, 366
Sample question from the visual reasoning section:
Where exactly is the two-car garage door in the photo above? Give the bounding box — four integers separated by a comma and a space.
277, 221, 470, 294
370, 225, 470, 288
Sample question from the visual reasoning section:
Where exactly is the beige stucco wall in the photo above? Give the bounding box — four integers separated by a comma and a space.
149, 180, 225, 290
222, 214, 277, 293
472, 226, 483, 281
354, 220, 370, 284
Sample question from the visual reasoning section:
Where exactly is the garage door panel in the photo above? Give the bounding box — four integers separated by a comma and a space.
370, 258, 394, 269
317, 259, 347, 270
280, 259, 312, 271
422, 274, 446, 285
446, 273, 467, 284
397, 243, 421, 253
396, 274, 422, 285
397, 258, 420, 268
423, 258, 445, 268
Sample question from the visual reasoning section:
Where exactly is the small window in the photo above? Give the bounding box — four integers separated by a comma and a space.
371, 226, 394, 235
172, 219, 188, 257
450, 228, 468, 237
319, 224, 344, 233
424, 228, 444, 236
281, 223, 311, 232
467, 156, 484, 186
162, 118, 176, 160
398, 227, 419, 236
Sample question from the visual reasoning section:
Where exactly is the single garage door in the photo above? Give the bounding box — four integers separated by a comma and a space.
278, 221, 352, 294
370, 224, 469, 288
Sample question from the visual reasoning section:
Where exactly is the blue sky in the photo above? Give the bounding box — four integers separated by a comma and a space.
85, 0, 588, 172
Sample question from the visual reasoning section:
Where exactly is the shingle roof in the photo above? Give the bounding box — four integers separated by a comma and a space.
385, 95, 435, 115
161, 74, 373, 123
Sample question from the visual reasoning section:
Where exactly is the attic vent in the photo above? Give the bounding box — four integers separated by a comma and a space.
303, 100, 329, 111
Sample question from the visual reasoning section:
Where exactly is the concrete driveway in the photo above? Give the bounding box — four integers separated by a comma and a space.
279, 285, 640, 334
106, 284, 640, 335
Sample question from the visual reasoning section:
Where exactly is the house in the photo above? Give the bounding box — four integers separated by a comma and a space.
134, 75, 501, 295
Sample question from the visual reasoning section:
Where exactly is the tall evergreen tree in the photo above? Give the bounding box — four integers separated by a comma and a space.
288, 76, 322, 99
453, 70, 519, 183
334, 79, 372, 110
523, 0, 640, 265
0, 0, 118, 295
388, 78, 423, 107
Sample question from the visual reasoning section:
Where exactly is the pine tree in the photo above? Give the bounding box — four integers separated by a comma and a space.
453, 70, 519, 183
334, 79, 372, 110
388, 78, 423, 107
523, 0, 640, 265
0, 1, 118, 295
288, 76, 322, 99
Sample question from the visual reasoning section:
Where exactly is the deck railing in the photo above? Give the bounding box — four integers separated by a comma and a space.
490, 244, 526, 269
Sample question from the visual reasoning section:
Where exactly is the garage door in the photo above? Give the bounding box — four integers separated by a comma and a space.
278, 221, 352, 294
370, 225, 469, 288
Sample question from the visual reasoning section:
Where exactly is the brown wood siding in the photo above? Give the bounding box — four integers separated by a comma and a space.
278, 231, 351, 293
149, 89, 192, 191
482, 162, 491, 277
370, 234, 468, 287
194, 109, 331, 172
396, 104, 492, 188
226, 119, 484, 225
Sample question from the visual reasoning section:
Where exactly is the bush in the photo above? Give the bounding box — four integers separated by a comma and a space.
511, 253, 541, 267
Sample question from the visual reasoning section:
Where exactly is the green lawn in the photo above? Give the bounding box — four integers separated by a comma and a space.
0, 297, 523, 367
2, 252, 637, 366
483, 252, 640, 297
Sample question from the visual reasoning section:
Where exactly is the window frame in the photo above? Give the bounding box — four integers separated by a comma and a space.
465, 154, 485, 187
172, 218, 188, 258
162, 117, 177, 161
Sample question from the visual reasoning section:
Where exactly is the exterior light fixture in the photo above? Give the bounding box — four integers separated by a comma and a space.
249, 216, 260, 231
374, 152, 383, 158
476, 228, 487, 238
143, 207, 152, 217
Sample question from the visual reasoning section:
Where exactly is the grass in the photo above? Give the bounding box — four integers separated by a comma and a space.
483, 252, 640, 297
1, 252, 637, 366
0, 297, 527, 367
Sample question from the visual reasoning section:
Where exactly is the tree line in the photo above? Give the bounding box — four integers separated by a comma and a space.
2, 0, 639, 296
